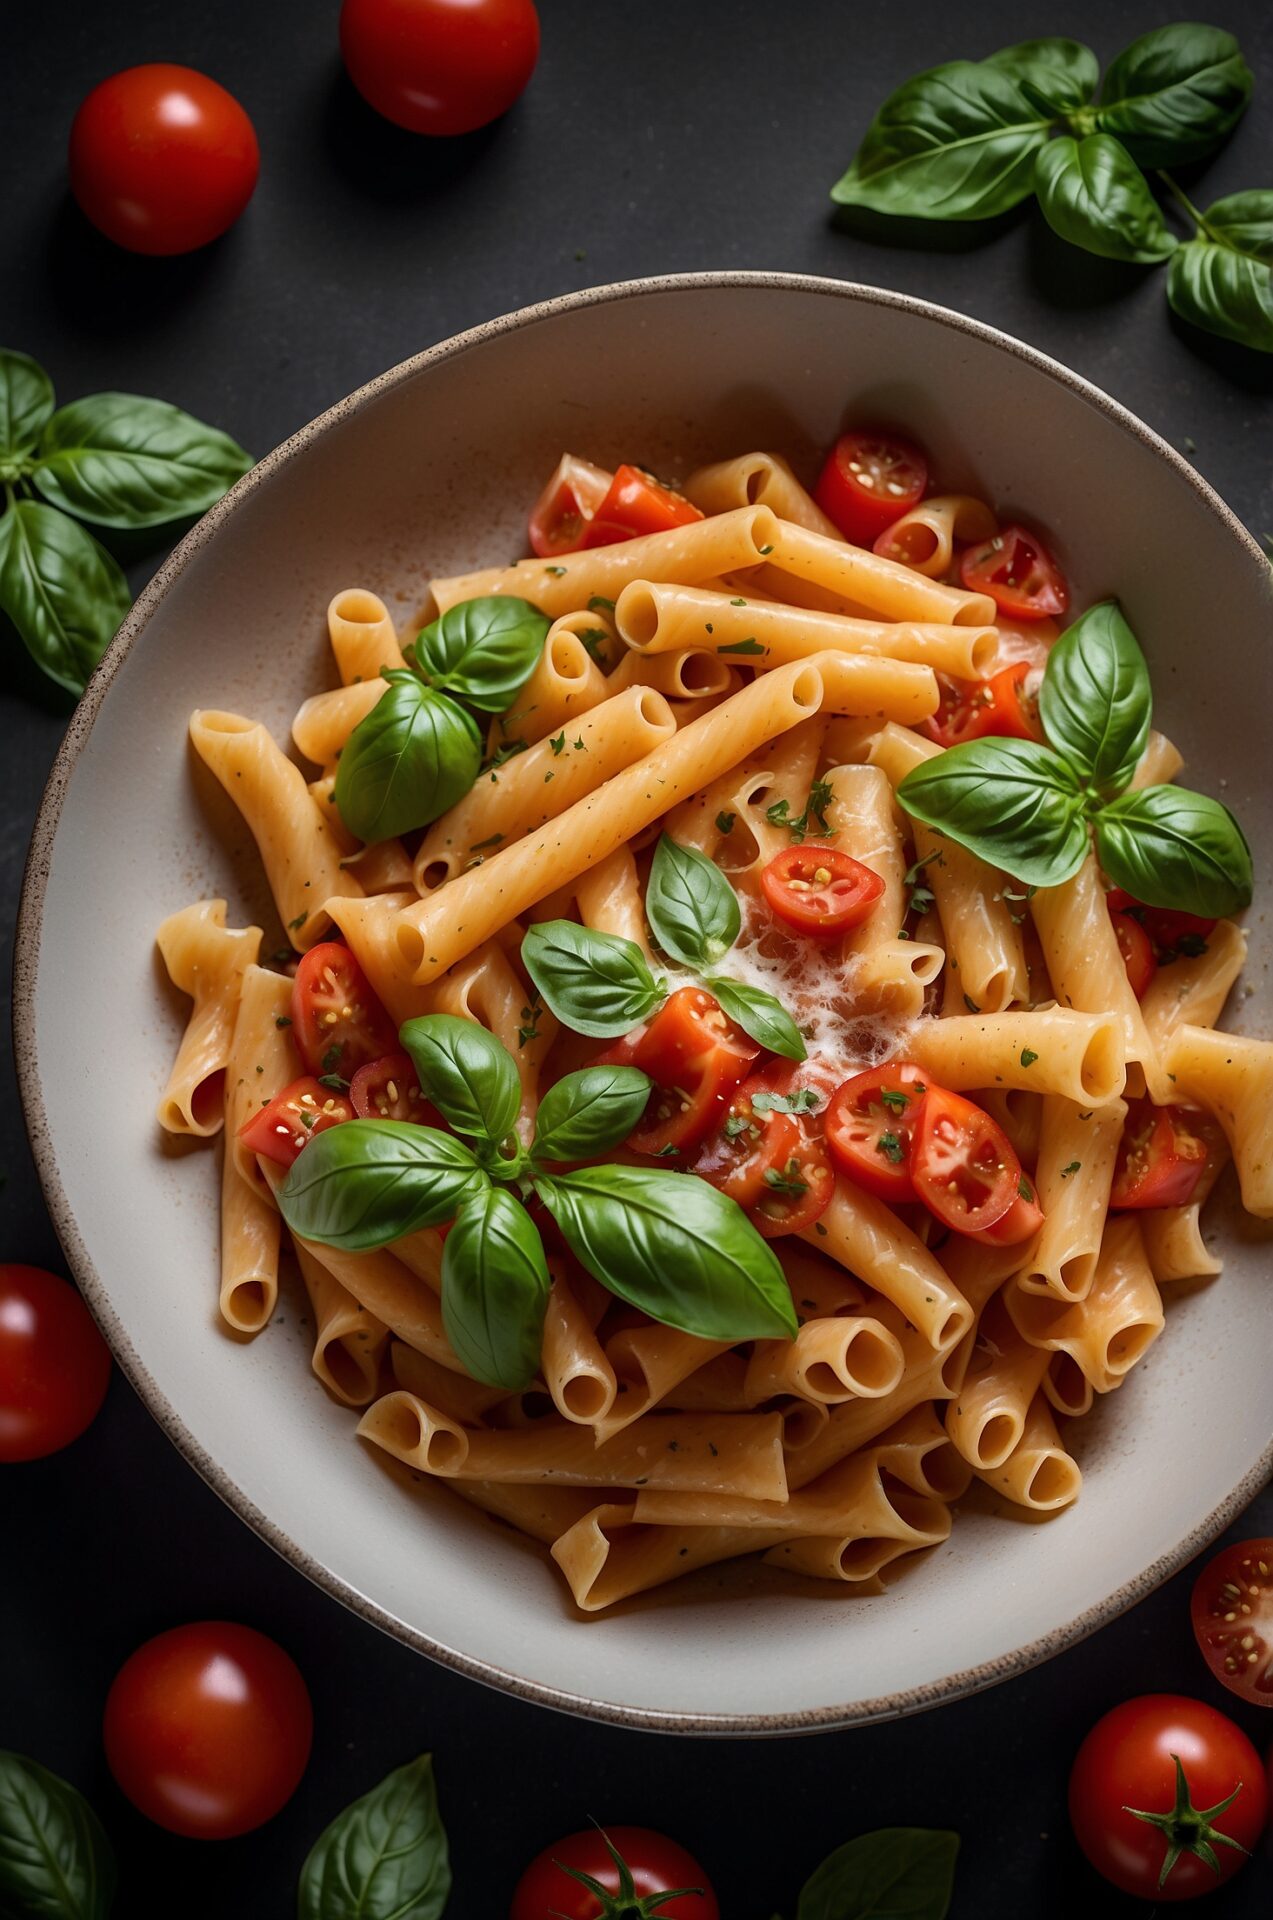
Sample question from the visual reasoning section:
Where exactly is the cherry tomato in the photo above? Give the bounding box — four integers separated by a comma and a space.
813, 431, 928, 547
1105, 890, 1217, 962
972, 1179, 1044, 1247
0, 1265, 111, 1463
1111, 907, 1158, 1000
695, 1077, 802, 1210
696, 1061, 832, 1237
600, 988, 759, 1157
1068, 1694, 1266, 1901
824, 1063, 930, 1202
292, 942, 397, 1081
69, 65, 259, 256
581, 465, 704, 548
239, 1077, 355, 1168
103, 1622, 312, 1839
349, 1051, 442, 1125
760, 845, 885, 939
960, 523, 1069, 620
528, 455, 613, 557
1111, 1101, 1213, 1211
911, 1087, 1024, 1237
340, 0, 540, 137
1190, 1539, 1273, 1708
920, 663, 1043, 749
510, 1825, 719, 1920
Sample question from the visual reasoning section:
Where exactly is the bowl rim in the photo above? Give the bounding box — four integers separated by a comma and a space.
15, 269, 1273, 1737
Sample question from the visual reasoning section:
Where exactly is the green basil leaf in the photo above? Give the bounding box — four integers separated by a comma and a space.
0, 1750, 116, 1920
398, 1014, 521, 1144
521, 920, 666, 1039
530, 1064, 652, 1162
0, 500, 130, 694
334, 679, 480, 842
297, 1753, 450, 1920
440, 1186, 550, 1390
1094, 784, 1253, 917
1038, 599, 1152, 795
536, 1165, 798, 1341
830, 62, 1052, 219
897, 738, 1089, 888
0, 350, 54, 461
413, 595, 550, 713
797, 1828, 960, 1920
1166, 192, 1273, 354
1035, 136, 1177, 264
702, 975, 806, 1063
30, 393, 251, 529
278, 1121, 488, 1252
1094, 24, 1252, 167
645, 832, 741, 969
984, 39, 1098, 114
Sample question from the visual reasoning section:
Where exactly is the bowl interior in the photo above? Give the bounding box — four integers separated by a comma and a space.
22, 276, 1273, 1731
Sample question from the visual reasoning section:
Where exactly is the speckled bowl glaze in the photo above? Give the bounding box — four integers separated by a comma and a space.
16, 275, 1273, 1734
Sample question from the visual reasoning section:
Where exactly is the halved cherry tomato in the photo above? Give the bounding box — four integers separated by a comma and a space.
527, 454, 613, 557
510, 1825, 719, 1920
349, 1051, 442, 1126
239, 1077, 355, 1167
1111, 1100, 1212, 1210
581, 464, 704, 548
696, 1061, 832, 1236
0, 1265, 111, 1463
760, 845, 885, 939
695, 1081, 801, 1209
973, 1178, 1044, 1247
1190, 1538, 1273, 1707
960, 523, 1069, 620
814, 431, 928, 547
604, 987, 759, 1157
911, 1087, 1022, 1236
1105, 890, 1217, 962
1111, 908, 1158, 1000
920, 662, 1043, 748
751, 1136, 833, 1238
291, 942, 396, 1081
824, 1062, 930, 1202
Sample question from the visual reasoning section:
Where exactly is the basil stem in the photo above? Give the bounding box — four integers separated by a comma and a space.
521, 921, 666, 1038
278, 1122, 489, 1251
645, 832, 741, 969
441, 1186, 551, 1390
399, 1014, 522, 1145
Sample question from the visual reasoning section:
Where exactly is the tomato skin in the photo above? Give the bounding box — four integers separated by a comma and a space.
103, 1622, 312, 1839
340, 0, 540, 137
510, 1825, 719, 1920
814, 431, 928, 546
69, 65, 259, 256
349, 1051, 442, 1126
239, 1077, 355, 1167
911, 1087, 1023, 1236
1112, 908, 1158, 1000
1190, 1539, 1273, 1707
920, 663, 1043, 749
601, 988, 759, 1157
696, 1062, 832, 1237
292, 942, 397, 1081
528, 454, 613, 557
0, 1266, 111, 1463
971, 1184, 1044, 1247
1111, 1101, 1213, 1210
760, 844, 884, 939
824, 1063, 930, 1202
1068, 1694, 1266, 1901
960, 523, 1069, 620
1105, 890, 1217, 962
695, 1084, 801, 1210
581, 466, 704, 548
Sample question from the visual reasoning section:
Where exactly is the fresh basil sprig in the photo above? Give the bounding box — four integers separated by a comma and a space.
442, 1185, 551, 1390
411, 595, 550, 711
0, 1749, 117, 1920
1164, 188, 1273, 353
1091, 24, 1252, 168
280, 1121, 490, 1252
528, 1063, 652, 1162
1035, 135, 1177, 263
645, 833, 741, 969
897, 599, 1252, 916
400, 1014, 522, 1146
520, 923, 666, 1038
796, 1828, 960, 1920
297, 1753, 450, 1920
703, 975, 806, 1061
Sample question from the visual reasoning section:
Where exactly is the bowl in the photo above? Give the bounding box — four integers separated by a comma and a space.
17, 273, 1273, 1733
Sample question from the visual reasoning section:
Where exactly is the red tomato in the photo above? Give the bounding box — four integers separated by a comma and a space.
528, 454, 613, 557
0, 1265, 111, 1463
824, 1063, 930, 1202
695, 1083, 801, 1210
603, 988, 759, 1157
1111, 908, 1158, 1000
292, 942, 397, 1081
103, 1622, 312, 1839
960, 523, 1069, 620
239, 1077, 355, 1168
920, 663, 1043, 749
1105, 890, 1217, 962
69, 65, 258, 256
581, 465, 704, 548
340, 0, 540, 137
1190, 1539, 1273, 1708
349, 1051, 442, 1125
972, 1180, 1044, 1247
1068, 1694, 1266, 1901
510, 1825, 718, 1920
760, 845, 885, 939
1111, 1101, 1212, 1210
814, 431, 928, 547
911, 1087, 1023, 1236
696, 1062, 832, 1237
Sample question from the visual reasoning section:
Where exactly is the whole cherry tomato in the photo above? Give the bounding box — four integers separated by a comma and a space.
0, 1264, 111, 1462
510, 1825, 719, 1919
341, 0, 541, 137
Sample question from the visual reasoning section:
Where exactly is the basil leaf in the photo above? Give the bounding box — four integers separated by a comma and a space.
30, 393, 252, 529
0, 500, 130, 694
830, 62, 1052, 220
1093, 24, 1253, 168
1166, 192, 1273, 354
278, 1121, 489, 1251
398, 1014, 521, 1144
1094, 784, 1253, 917
702, 975, 806, 1063
440, 1186, 550, 1389
797, 1828, 960, 1920
334, 678, 480, 842
536, 1165, 798, 1341
522, 920, 666, 1039
646, 832, 741, 969
1035, 136, 1176, 264
413, 595, 550, 713
0, 1751, 116, 1920
1038, 600, 1152, 796
297, 1753, 450, 1920
0, 350, 54, 460
897, 738, 1089, 888
531, 1064, 652, 1162
984, 38, 1098, 114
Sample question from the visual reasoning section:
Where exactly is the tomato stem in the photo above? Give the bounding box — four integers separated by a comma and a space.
1123, 1754, 1251, 1890
556, 1832, 704, 1918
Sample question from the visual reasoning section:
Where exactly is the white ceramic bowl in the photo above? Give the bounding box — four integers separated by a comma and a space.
17, 274, 1273, 1733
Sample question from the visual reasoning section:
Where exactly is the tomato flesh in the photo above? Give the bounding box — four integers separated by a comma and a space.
239, 1077, 355, 1167
920, 662, 1043, 748
972, 1183, 1044, 1247
292, 942, 397, 1081
340, 0, 541, 137
911, 1087, 1023, 1236
1111, 907, 1158, 1000
1111, 1100, 1212, 1210
604, 987, 759, 1157
528, 454, 613, 557
1191, 1538, 1273, 1707
760, 844, 884, 939
581, 465, 704, 548
349, 1050, 442, 1126
814, 431, 928, 547
510, 1825, 719, 1920
0, 1265, 111, 1463
697, 1061, 832, 1237
960, 523, 1069, 620
824, 1063, 929, 1202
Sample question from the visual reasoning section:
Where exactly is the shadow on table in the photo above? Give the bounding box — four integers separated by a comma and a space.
829, 202, 1023, 255
1026, 217, 1150, 312
1166, 309, 1273, 395
317, 64, 502, 203
41, 194, 231, 339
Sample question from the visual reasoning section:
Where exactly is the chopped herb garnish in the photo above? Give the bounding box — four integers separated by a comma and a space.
909, 885, 936, 916
764, 1159, 809, 1196
879, 1088, 910, 1113
814, 1221, 828, 1236
544, 564, 567, 576
320, 1045, 342, 1074
758, 544, 774, 556
715, 810, 736, 834
299, 1111, 316, 1129
752, 1087, 821, 1116
587, 595, 615, 613
1018, 1176, 1034, 1202
516, 1002, 541, 1049
573, 737, 585, 751
766, 778, 835, 845
653, 1143, 681, 1157
730, 597, 747, 606
482, 738, 529, 777
705, 622, 714, 634
579, 627, 609, 662
318, 1073, 348, 1092
723, 1114, 750, 1140
549, 731, 566, 756
963, 993, 981, 1014
1175, 932, 1209, 958
470, 832, 504, 851
274, 1014, 292, 1029
1060, 1160, 1082, 1177
543, 772, 554, 783
718, 637, 765, 656
288, 912, 308, 932
876, 1131, 905, 1164
1020, 1048, 1039, 1068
